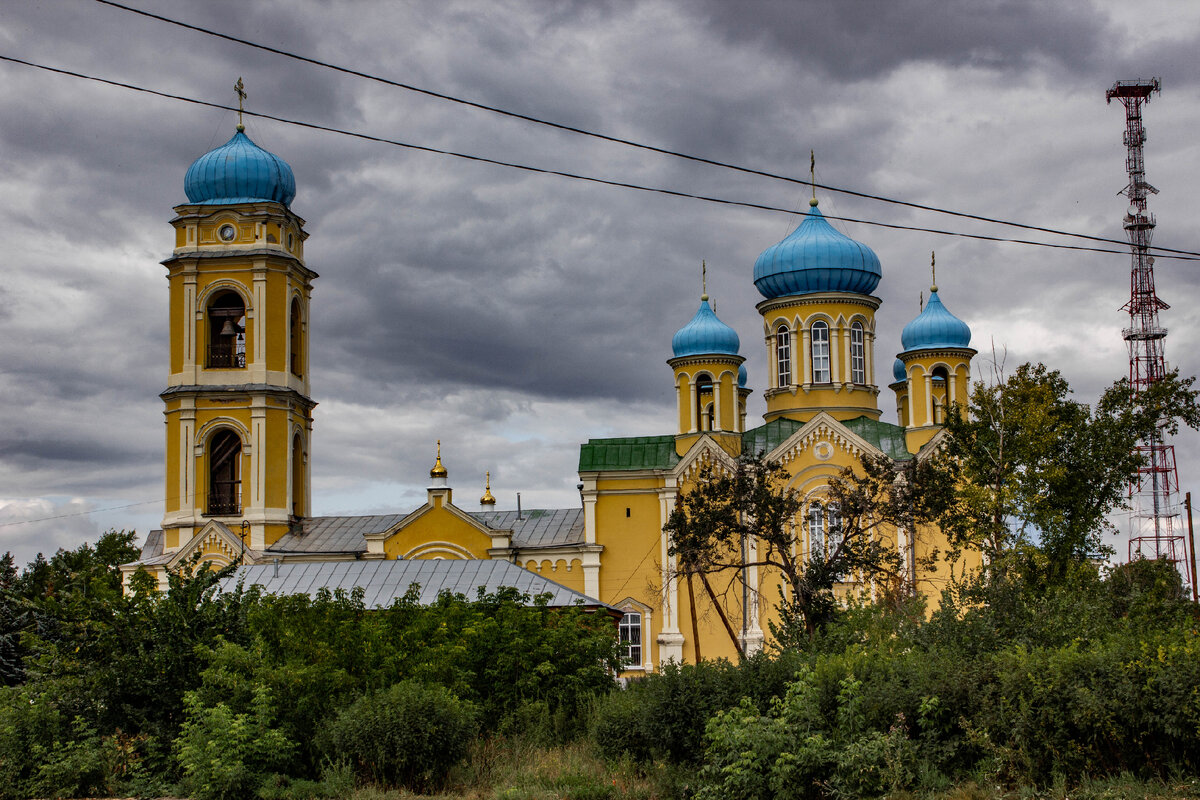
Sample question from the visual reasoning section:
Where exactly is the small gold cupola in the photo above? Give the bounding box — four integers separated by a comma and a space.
480, 471, 497, 507
430, 440, 448, 480
427, 440, 452, 507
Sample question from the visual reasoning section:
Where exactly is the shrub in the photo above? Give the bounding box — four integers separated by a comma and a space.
175, 685, 295, 800
325, 680, 478, 791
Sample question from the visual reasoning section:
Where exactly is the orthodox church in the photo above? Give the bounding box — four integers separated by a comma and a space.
122, 123, 977, 670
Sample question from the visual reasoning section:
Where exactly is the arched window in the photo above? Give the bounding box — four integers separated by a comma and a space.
291, 432, 304, 517
289, 297, 303, 377
932, 366, 950, 424
207, 429, 241, 516
207, 291, 246, 369
808, 502, 826, 551
619, 611, 642, 667
695, 374, 713, 431
810, 321, 830, 384
776, 325, 791, 387
850, 322, 866, 384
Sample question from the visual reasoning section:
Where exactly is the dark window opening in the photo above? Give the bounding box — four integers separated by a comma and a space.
207, 430, 241, 515
207, 291, 246, 369
289, 297, 303, 377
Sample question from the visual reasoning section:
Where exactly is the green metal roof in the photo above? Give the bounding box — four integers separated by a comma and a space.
578, 416, 914, 473
842, 416, 914, 461
578, 435, 680, 472
741, 418, 804, 456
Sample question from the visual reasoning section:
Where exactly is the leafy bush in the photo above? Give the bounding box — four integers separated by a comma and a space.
325, 680, 478, 791
175, 685, 296, 800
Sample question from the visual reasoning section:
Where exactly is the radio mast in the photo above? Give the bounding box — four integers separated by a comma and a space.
1106, 78, 1188, 581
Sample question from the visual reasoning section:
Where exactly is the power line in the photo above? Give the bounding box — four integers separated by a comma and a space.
3, 53, 1199, 262
90, 0, 1200, 260
0, 497, 166, 529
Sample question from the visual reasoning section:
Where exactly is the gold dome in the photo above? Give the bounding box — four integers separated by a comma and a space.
480, 471, 496, 506
430, 440, 448, 479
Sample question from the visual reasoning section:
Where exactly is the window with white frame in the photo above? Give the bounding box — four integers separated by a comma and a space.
776, 325, 791, 387
826, 503, 843, 549
619, 611, 642, 667
850, 322, 866, 384
811, 321, 830, 383
808, 501, 826, 551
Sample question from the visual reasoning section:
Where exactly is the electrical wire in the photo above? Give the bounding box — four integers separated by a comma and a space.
3, 54, 1198, 262
89, 0, 1200, 259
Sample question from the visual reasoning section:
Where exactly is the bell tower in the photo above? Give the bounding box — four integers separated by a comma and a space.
161, 90, 316, 556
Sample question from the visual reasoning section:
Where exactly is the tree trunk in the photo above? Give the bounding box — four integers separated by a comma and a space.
698, 571, 745, 658
686, 571, 701, 663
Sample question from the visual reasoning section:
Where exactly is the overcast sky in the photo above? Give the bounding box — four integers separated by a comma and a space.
1, 0, 1198, 567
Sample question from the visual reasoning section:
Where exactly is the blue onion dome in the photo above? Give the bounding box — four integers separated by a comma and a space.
184, 129, 296, 207
738, 364, 748, 387
892, 358, 907, 383
672, 298, 740, 358
753, 199, 882, 299
900, 288, 972, 352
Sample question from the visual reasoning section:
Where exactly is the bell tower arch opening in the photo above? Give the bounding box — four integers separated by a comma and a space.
207, 290, 246, 369
206, 428, 242, 516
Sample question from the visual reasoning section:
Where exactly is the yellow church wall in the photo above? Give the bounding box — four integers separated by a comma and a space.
262, 275, 288, 373
522, 557, 586, 594
593, 487, 665, 664
383, 505, 493, 560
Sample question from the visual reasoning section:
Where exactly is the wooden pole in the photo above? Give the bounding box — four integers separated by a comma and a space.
1186, 492, 1198, 603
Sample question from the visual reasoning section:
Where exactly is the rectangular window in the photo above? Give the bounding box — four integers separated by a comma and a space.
776, 327, 791, 387
619, 612, 642, 667
811, 324, 830, 383
851, 325, 866, 384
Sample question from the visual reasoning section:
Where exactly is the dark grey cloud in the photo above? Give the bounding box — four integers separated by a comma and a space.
695, 0, 1107, 80
0, 0, 1198, 567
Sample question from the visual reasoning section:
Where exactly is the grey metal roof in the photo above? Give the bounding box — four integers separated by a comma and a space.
472, 508, 584, 549
139, 530, 164, 560
217, 558, 609, 609
268, 514, 404, 553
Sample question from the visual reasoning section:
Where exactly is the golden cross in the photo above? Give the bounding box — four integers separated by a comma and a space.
235, 77, 247, 131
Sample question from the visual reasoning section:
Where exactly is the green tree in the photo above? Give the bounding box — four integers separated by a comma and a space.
664, 452, 943, 644
931, 363, 1200, 577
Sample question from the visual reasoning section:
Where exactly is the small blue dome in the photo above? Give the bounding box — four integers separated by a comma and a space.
184, 130, 296, 207
901, 290, 972, 352
738, 364, 748, 387
672, 299, 740, 358
892, 358, 907, 383
753, 201, 882, 299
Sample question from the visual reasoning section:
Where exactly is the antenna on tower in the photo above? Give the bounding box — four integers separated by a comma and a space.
1106, 78, 1188, 586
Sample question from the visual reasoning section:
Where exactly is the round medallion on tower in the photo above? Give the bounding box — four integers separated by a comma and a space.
753, 200, 882, 299
184, 129, 297, 207
900, 289, 972, 353
671, 298, 740, 358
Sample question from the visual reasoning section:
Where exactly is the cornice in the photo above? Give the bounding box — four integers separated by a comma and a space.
160, 384, 317, 410
756, 292, 882, 315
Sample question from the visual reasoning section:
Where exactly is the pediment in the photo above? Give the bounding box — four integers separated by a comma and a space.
764, 412, 885, 467
168, 520, 258, 570
368, 500, 507, 559
673, 435, 738, 482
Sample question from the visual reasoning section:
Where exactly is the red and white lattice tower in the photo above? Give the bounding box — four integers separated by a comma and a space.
1106, 78, 1188, 580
